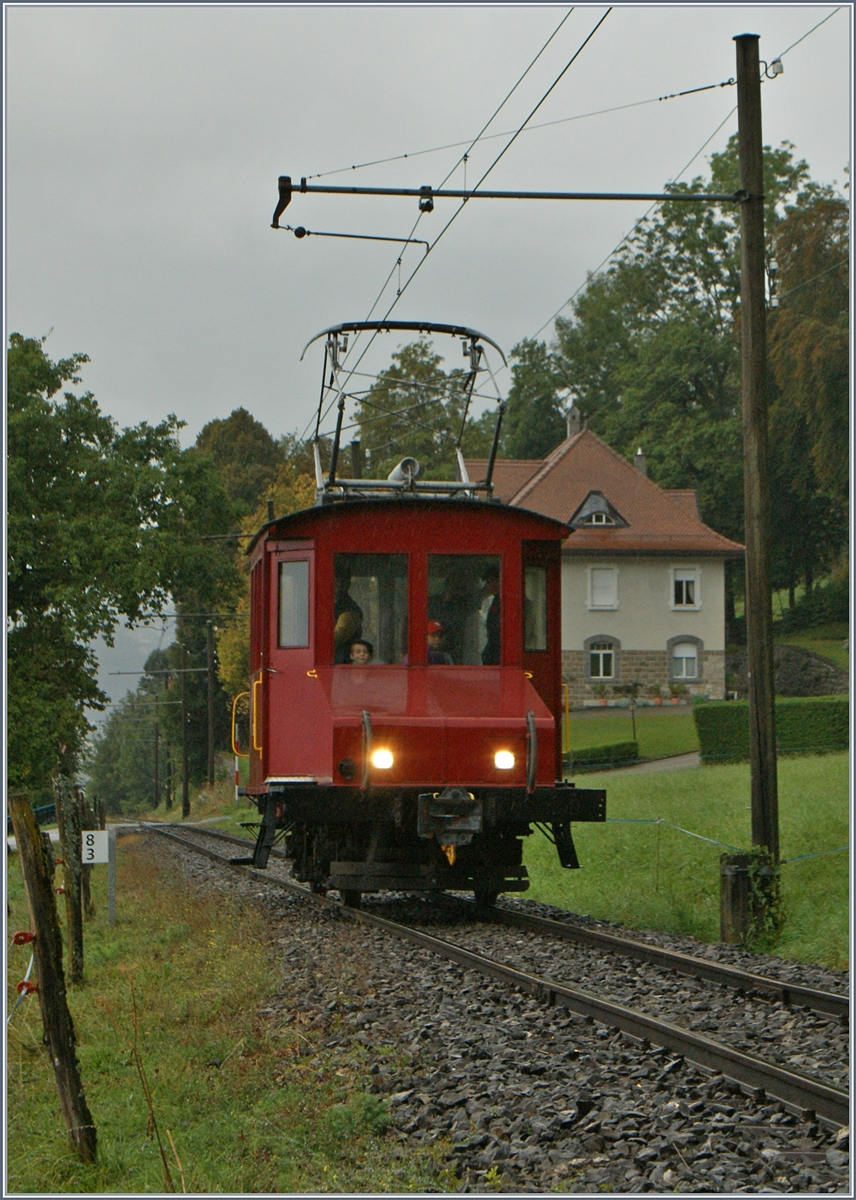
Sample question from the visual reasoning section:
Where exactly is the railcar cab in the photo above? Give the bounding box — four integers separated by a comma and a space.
238, 318, 604, 902
248, 497, 565, 790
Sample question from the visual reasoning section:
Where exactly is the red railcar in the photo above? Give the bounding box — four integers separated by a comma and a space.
237, 322, 605, 905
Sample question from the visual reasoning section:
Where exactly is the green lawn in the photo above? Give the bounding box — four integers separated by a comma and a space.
777, 622, 850, 670
566, 709, 699, 760
525, 753, 849, 968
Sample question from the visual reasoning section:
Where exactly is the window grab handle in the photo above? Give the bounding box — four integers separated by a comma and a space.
361, 710, 373, 790
252, 678, 263, 753
526, 710, 537, 793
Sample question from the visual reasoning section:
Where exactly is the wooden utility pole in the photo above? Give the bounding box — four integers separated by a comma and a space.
735, 33, 778, 862
54, 770, 84, 983
181, 643, 190, 818
9, 794, 97, 1162
207, 620, 215, 786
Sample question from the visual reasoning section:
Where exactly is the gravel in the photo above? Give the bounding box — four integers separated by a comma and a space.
149, 830, 851, 1194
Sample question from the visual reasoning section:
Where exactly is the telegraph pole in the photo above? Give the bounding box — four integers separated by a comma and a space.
181, 643, 190, 818
206, 620, 215, 786
735, 33, 778, 861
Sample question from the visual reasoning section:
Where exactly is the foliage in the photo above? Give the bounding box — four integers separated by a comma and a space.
569, 741, 639, 773
355, 339, 499, 480
7, 332, 243, 789
194, 406, 283, 516
693, 695, 849, 764
525, 753, 849, 967
502, 138, 849, 598
773, 566, 849, 633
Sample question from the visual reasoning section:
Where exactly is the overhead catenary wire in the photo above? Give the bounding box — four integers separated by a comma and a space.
304, 77, 737, 181
311, 7, 614, 453
295, 7, 582, 445
527, 5, 844, 345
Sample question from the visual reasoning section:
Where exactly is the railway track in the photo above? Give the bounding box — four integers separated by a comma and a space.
145, 822, 849, 1128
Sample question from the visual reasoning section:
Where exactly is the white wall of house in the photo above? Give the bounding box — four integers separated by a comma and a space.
560, 555, 727, 701
561, 556, 725, 648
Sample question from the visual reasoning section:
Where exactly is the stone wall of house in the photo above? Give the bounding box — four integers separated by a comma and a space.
561, 649, 726, 706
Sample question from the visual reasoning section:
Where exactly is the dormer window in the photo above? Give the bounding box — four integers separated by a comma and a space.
570, 491, 627, 530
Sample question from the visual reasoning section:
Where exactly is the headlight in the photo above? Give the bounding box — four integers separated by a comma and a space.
371, 748, 394, 769
494, 750, 515, 770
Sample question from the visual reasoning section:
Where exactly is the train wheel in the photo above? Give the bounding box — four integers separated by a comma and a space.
310, 882, 328, 896
342, 889, 362, 908
474, 890, 498, 909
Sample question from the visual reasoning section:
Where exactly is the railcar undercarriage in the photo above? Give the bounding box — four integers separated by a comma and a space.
241, 782, 606, 906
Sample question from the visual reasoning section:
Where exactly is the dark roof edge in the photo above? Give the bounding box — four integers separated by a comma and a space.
248, 495, 570, 554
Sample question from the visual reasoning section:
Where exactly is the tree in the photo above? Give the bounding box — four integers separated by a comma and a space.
195, 407, 283, 515
355, 339, 498, 480
503, 138, 848, 597
7, 333, 240, 790
502, 339, 567, 458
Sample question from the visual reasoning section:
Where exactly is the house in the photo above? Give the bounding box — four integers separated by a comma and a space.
465, 428, 744, 705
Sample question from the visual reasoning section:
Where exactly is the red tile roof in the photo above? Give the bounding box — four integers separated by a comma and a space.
464, 458, 543, 503
466, 430, 744, 557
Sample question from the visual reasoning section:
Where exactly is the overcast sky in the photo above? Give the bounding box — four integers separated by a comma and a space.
5, 2, 851, 705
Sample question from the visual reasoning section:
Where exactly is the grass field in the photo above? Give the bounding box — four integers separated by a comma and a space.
566, 708, 699, 760
525, 753, 849, 969
6, 836, 452, 1194
777, 621, 850, 670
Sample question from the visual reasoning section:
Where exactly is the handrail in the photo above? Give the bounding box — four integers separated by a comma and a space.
561, 684, 571, 756
526, 710, 537, 794
361, 710, 373, 790
252, 679, 262, 753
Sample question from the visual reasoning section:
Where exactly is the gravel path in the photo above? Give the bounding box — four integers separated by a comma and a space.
150, 833, 851, 1194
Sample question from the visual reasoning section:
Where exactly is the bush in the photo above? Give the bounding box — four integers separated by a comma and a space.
694, 696, 849, 763
780, 573, 849, 631
569, 741, 639, 774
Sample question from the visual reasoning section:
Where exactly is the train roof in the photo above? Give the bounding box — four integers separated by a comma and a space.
247, 495, 569, 554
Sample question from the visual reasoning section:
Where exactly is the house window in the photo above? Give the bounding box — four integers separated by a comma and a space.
585, 511, 613, 526
672, 566, 700, 608
668, 635, 703, 682
590, 642, 614, 678
584, 635, 621, 682
588, 566, 618, 610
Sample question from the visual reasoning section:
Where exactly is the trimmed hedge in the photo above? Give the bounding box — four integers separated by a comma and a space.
694, 696, 849, 764
569, 741, 639, 774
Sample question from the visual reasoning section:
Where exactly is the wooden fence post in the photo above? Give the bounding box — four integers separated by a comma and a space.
54, 771, 84, 984
9, 793, 97, 1162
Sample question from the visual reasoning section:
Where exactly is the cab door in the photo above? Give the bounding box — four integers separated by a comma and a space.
265, 545, 331, 779
521, 540, 563, 778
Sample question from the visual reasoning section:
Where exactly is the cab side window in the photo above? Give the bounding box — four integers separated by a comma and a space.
278, 560, 309, 647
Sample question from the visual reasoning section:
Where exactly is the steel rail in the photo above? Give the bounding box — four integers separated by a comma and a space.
459, 900, 849, 1019
159, 826, 848, 1020
147, 825, 849, 1126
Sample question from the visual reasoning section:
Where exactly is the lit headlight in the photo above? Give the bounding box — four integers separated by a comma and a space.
495, 750, 515, 770
371, 748, 394, 769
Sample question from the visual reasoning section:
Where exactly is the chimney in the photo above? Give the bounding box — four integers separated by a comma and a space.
566, 402, 582, 438
635, 447, 647, 476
